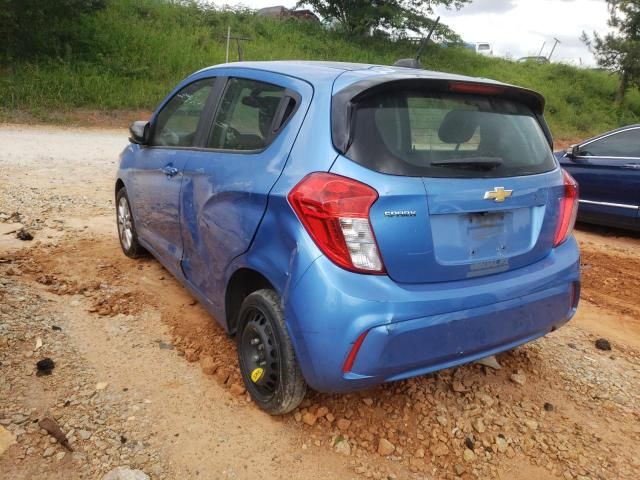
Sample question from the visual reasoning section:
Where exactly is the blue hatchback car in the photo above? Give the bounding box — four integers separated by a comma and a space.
116, 61, 581, 414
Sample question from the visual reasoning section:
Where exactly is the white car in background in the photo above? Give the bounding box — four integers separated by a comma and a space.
464, 42, 493, 56
474, 42, 493, 56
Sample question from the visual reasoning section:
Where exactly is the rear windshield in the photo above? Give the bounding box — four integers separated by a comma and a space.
345, 90, 557, 178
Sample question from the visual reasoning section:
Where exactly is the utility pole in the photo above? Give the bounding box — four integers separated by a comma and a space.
548, 37, 561, 61
221, 28, 251, 62
537, 41, 546, 57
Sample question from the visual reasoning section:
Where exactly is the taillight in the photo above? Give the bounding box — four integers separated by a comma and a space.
553, 169, 579, 247
288, 172, 386, 274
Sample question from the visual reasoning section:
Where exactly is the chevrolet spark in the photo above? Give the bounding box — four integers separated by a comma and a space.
116, 61, 580, 414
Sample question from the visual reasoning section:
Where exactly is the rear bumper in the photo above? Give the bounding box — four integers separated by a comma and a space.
284, 237, 580, 393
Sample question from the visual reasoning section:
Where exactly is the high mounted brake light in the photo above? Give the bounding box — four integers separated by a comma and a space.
553, 169, 579, 247
288, 173, 386, 274
448, 81, 507, 96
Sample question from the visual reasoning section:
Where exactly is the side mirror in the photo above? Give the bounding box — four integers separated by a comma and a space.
565, 144, 580, 159
129, 121, 150, 145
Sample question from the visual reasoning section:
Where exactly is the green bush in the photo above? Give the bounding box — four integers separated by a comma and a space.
1, 0, 639, 139
0, 0, 106, 61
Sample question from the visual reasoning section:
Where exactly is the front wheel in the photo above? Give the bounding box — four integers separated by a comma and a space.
237, 289, 306, 415
116, 187, 147, 258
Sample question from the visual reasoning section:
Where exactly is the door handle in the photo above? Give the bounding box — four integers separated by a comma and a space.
622, 163, 640, 169
161, 165, 179, 177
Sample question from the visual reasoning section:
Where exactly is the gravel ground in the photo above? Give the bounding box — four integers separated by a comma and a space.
1, 125, 639, 480
0, 276, 167, 479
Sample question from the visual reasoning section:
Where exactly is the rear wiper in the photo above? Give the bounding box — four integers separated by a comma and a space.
431, 157, 503, 170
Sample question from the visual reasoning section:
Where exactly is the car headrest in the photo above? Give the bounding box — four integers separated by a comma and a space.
241, 95, 282, 138
438, 110, 479, 144
242, 95, 281, 112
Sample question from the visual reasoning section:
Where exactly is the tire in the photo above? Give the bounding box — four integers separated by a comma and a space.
237, 289, 307, 415
115, 187, 147, 259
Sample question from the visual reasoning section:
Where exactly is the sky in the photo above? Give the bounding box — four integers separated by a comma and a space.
214, 0, 612, 66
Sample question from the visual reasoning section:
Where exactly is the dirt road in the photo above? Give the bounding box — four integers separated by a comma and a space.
1, 125, 639, 480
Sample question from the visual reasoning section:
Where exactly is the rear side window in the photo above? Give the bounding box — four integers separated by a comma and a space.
346, 90, 556, 178
578, 128, 640, 158
151, 79, 215, 147
208, 78, 288, 151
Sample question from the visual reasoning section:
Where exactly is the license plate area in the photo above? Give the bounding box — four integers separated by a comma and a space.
431, 208, 533, 264
466, 211, 509, 258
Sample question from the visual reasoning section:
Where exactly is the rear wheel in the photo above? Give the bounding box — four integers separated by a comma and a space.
237, 289, 306, 415
116, 187, 147, 258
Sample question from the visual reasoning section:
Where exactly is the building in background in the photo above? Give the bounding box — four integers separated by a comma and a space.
257, 5, 320, 23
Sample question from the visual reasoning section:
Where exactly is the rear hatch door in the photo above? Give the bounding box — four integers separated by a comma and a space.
416, 174, 557, 282
331, 77, 564, 283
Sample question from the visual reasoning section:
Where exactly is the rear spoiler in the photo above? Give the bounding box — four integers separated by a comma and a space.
331, 76, 551, 153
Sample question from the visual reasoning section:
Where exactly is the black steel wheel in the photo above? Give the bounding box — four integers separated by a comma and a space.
237, 289, 306, 414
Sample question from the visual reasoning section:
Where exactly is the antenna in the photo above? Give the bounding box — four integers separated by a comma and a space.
415, 16, 440, 63
393, 16, 441, 69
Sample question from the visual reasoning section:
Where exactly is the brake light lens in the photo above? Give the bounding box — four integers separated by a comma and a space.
553, 169, 579, 247
449, 81, 507, 96
288, 173, 386, 274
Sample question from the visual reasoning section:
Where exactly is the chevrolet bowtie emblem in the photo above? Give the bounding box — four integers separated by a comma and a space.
484, 187, 513, 202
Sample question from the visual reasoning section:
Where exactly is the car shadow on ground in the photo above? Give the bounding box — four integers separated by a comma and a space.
575, 221, 640, 240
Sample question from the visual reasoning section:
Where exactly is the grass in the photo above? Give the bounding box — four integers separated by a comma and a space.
1, 0, 639, 139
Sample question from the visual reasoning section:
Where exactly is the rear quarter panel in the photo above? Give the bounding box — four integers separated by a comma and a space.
221, 66, 343, 326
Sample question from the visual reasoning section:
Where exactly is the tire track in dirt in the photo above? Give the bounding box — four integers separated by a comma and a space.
580, 241, 640, 321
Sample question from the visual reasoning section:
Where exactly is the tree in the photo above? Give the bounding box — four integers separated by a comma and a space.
0, 0, 105, 62
582, 0, 640, 104
296, 0, 471, 40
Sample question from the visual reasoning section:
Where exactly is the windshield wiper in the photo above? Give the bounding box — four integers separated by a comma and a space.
431, 157, 503, 170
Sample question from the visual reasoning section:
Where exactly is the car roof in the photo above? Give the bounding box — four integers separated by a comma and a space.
199, 60, 511, 90
199, 60, 368, 86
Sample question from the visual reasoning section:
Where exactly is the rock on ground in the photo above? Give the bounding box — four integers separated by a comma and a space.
103, 467, 150, 480
377, 438, 395, 456
0, 426, 16, 455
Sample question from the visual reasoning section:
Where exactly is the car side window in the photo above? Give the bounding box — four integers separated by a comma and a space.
150, 78, 215, 147
578, 128, 640, 158
208, 77, 287, 151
